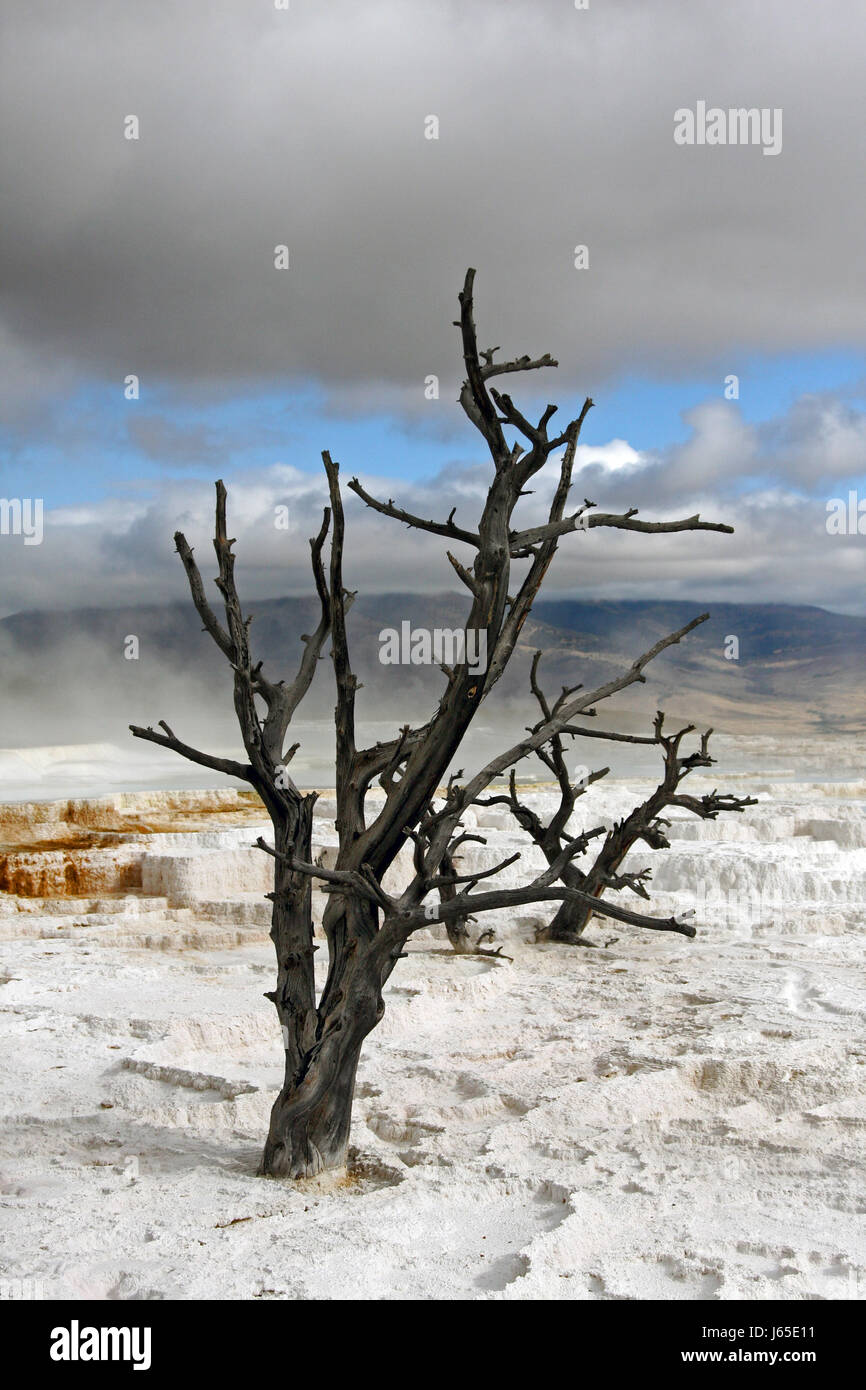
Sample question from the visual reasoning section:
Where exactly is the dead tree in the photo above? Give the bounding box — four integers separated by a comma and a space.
250, 270, 733, 1178
132, 269, 735, 1179
474, 650, 757, 944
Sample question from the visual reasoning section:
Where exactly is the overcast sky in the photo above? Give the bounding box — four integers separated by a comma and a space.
1, 0, 865, 614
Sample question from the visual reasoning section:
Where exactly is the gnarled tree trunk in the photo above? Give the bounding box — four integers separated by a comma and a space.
259, 1032, 366, 1179
544, 896, 595, 941
260, 895, 388, 1178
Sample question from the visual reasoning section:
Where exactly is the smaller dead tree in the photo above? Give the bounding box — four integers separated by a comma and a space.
472, 643, 757, 944
318, 614, 723, 964
274, 626, 713, 987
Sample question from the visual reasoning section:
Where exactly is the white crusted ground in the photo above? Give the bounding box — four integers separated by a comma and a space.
1, 740, 865, 1300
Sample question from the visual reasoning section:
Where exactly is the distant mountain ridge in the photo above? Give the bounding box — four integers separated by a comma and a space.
1, 596, 864, 744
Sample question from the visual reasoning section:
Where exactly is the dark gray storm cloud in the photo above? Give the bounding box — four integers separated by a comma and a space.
1, 0, 864, 401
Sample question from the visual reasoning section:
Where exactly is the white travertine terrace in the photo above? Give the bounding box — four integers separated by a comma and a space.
0, 740, 864, 1299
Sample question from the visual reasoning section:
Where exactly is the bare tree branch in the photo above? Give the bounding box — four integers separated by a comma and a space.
510, 508, 734, 554
347, 478, 481, 549
173, 530, 236, 663
387, 880, 698, 942
129, 721, 251, 781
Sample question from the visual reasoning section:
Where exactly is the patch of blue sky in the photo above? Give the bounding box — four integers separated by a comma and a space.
3, 348, 864, 508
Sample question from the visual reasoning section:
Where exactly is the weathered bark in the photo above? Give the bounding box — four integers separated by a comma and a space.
263, 801, 318, 1093
260, 896, 390, 1178
259, 1034, 364, 1179
437, 846, 475, 953
544, 893, 595, 942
